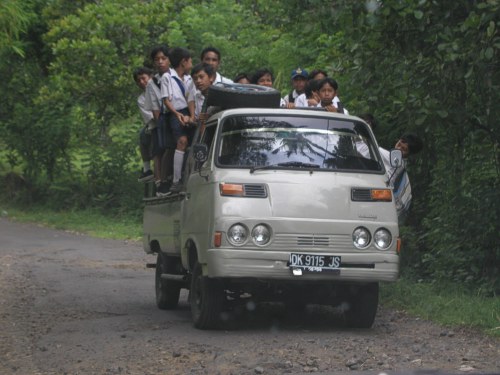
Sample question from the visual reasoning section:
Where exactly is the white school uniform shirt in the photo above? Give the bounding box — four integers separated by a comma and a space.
194, 90, 206, 119
144, 73, 162, 113
315, 97, 349, 115
281, 89, 301, 106
294, 93, 310, 108
214, 72, 233, 84
137, 92, 154, 127
160, 69, 196, 111
379, 147, 412, 223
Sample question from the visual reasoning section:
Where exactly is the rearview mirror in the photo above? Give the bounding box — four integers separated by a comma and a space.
390, 149, 403, 168
193, 143, 208, 164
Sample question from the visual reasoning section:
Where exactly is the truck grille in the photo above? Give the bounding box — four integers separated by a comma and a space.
351, 188, 372, 201
273, 234, 351, 250
244, 184, 267, 198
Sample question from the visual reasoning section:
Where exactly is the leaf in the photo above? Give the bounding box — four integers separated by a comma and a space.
437, 110, 448, 118
484, 47, 494, 60
414, 10, 424, 20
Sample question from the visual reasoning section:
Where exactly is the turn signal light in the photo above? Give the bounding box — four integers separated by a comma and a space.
220, 183, 244, 196
396, 237, 401, 254
371, 189, 392, 202
214, 232, 222, 247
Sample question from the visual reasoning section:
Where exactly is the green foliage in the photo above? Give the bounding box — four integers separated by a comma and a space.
0, 0, 498, 293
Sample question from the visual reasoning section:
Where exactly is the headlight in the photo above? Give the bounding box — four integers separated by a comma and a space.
251, 224, 271, 246
374, 228, 392, 250
227, 224, 248, 246
352, 227, 371, 249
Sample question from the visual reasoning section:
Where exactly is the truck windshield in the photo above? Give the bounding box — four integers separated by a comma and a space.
216, 115, 382, 172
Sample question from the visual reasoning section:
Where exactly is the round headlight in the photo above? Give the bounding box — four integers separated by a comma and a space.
352, 227, 371, 249
251, 224, 271, 246
374, 228, 392, 249
227, 224, 248, 246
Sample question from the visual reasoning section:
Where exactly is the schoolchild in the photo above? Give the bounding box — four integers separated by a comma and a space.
233, 73, 251, 84
133, 66, 155, 182
294, 79, 320, 108
282, 67, 308, 109
308, 69, 328, 81
379, 133, 423, 223
316, 77, 349, 115
201, 46, 233, 84
161, 47, 196, 195
143, 45, 173, 191
191, 63, 217, 122
251, 68, 285, 106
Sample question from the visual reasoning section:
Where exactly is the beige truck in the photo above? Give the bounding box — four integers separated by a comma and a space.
143, 101, 401, 329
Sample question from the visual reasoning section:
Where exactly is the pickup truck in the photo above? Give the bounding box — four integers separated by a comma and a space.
142, 95, 401, 329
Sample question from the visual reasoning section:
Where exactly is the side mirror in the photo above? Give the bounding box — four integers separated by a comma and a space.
390, 149, 403, 168
193, 143, 208, 164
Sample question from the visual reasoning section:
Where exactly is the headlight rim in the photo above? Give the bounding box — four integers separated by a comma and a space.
373, 227, 392, 250
227, 223, 250, 246
251, 223, 272, 247
352, 226, 371, 249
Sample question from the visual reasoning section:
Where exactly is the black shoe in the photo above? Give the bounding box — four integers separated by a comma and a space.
138, 169, 154, 182
156, 182, 171, 197
166, 181, 182, 195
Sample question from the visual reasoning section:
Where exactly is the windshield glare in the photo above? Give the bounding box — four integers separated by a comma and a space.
217, 115, 382, 171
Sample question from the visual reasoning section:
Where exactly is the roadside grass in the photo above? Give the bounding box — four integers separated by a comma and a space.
1, 205, 142, 241
1, 203, 498, 338
381, 279, 500, 338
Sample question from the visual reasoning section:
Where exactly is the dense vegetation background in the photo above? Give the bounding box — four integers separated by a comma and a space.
0, 0, 498, 294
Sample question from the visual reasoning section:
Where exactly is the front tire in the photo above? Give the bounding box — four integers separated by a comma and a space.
189, 262, 225, 329
344, 282, 379, 328
155, 253, 181, 310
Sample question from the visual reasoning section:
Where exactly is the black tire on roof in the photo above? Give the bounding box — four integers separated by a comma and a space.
206, 83, 282, 109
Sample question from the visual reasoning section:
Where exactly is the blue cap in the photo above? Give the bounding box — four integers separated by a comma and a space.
291, 67, 308, 79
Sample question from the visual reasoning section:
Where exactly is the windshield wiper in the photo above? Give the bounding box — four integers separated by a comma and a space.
250, 161, 320, 173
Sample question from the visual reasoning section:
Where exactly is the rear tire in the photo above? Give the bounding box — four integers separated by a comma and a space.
207, 83, 281, 109
155, 253, 181, 310
189, 262, 225, 329
344, 282, 379, 328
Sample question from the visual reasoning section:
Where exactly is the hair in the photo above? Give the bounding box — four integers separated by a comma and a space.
400, 133, 424, 155
309, 69, 328, 81
304, 79, 319, 98
360, 113, 378, 130
132, 66, 154, 82
233, 73, 250, 83
317, 77, 338, 91
169, 47, 192, 68
150, 45, 170, 61
200, 46, 221, 61
191, 62, 216, 77
251, 68, 274, 84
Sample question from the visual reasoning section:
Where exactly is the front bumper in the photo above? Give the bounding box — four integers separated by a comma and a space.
205, 248, 399, 282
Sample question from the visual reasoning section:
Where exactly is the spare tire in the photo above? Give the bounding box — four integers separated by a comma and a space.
206, 83, 281, 109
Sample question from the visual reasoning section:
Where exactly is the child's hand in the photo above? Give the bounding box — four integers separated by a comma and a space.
324, 104, 338, 112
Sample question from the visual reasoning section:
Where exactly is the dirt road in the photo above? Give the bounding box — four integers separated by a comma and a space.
0, 217, 498, 374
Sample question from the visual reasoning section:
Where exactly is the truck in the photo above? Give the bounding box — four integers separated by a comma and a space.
142, 85, 402, 329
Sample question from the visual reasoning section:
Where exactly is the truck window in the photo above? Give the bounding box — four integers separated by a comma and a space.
216, 115, 382, 172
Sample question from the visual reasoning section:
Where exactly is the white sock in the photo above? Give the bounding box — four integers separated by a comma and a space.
173, 150, 185, 183
143, 161, 151, 172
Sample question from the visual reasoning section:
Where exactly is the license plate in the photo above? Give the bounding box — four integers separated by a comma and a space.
288, 253, 341, 273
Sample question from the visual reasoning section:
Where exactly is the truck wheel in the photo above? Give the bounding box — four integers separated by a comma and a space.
344, 282, 379, 328
189, 262, 225, 329
206, 83, 281, 109
155, 253, 181, 310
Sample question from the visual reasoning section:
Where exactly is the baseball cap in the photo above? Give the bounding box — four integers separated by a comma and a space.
291, 67, 308, 79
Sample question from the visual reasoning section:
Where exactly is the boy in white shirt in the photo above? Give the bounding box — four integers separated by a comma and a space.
160, 47, 196, 195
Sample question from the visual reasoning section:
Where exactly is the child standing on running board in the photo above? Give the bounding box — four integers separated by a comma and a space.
160, 47, 196, 195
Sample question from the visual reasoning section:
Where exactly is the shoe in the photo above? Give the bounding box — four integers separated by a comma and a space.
167, 181, 182, 195
138, 169, 154, 182
156, 182, 171, 197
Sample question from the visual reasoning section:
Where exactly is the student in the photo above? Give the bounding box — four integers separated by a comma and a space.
200, 46, 233, 84
316, 77, 349, 114
250, 68, 274, 87
191, 63, 216, 122
379, 133, 424, 223
161, 47, 196, 195
143, 45, 173, 193
308, 69, 328, 81
294, 79, 320, 108
282, 67, 308, 109
233, 73, 251, 84
133, 66, 155, 182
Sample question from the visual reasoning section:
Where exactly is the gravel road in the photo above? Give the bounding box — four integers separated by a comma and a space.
0, 217, 498, 375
